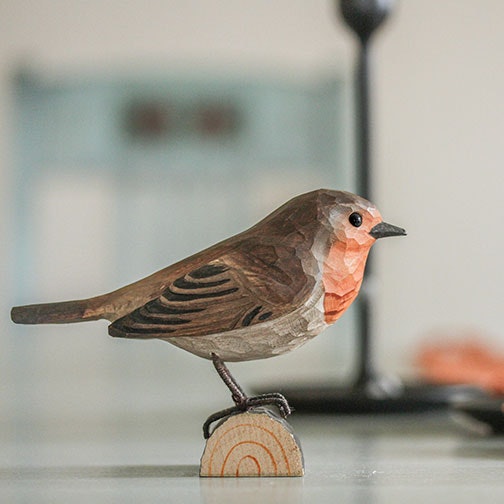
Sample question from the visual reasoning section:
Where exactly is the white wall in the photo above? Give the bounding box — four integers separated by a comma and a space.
2, 0, 504, 416
375, 1, 504, 369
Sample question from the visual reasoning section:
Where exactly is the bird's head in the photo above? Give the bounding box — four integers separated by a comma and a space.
251, 189, 406, 252
323, 190, 406, 248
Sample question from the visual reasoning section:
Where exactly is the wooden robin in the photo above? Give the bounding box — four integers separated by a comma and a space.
11, 189, 405, 436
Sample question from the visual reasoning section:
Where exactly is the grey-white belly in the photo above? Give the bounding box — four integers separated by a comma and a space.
163, 283, 328, 362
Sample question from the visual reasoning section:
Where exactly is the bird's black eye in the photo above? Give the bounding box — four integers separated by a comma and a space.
349, 212, 363, 227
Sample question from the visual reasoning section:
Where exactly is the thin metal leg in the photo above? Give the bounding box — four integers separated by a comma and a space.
202, 353, 292, 438
211, 353, 247, 408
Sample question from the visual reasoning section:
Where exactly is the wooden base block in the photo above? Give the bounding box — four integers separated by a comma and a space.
200, 408, 304, 477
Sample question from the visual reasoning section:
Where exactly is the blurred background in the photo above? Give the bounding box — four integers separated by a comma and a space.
2, 0, 504, 461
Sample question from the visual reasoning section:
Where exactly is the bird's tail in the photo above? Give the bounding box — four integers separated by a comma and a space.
11, 297, 106, 325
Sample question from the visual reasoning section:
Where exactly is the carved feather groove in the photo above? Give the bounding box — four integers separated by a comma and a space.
110, 261, 250, 339
163, 286, 239, 302
242, 306, 263, 327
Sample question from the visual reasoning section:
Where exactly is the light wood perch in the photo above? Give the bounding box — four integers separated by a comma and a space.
200, 408, 304, 477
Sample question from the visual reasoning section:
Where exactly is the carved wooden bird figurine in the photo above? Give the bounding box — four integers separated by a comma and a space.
11, 189, 405, 436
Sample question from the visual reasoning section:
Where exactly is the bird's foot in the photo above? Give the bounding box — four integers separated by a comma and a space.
241, 392, 292, 417
204, 353, 292, 438
202, 392, 292, 439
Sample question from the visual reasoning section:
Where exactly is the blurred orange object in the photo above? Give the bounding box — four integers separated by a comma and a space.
416, 339, 504, 394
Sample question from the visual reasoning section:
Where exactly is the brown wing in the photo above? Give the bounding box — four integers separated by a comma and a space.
108, 240, 315, 340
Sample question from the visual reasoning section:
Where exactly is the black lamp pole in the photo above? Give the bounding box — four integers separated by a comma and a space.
341, 0, 391, 199
340, 0, 393, 391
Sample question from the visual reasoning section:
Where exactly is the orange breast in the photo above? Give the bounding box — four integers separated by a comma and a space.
322, 241, 370, 324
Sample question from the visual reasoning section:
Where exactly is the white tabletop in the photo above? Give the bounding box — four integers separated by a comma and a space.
2, 407, 504, 503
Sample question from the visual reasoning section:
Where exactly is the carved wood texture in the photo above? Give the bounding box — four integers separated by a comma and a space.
11, 189, 384, 362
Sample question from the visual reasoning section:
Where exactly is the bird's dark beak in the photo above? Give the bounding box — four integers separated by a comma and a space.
369, 221, 407, 239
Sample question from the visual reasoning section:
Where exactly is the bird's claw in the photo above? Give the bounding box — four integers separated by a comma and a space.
202, 392, 292, 439
243, 392, 292, 417
203, 406, 242, 439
